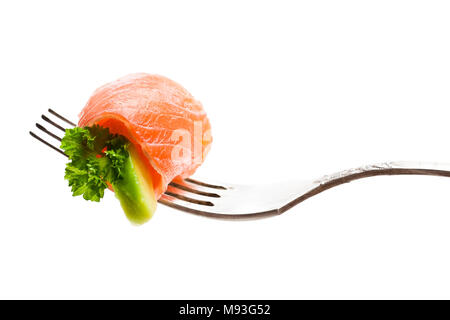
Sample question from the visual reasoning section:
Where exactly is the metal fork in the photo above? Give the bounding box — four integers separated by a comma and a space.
30, 109, 450, 220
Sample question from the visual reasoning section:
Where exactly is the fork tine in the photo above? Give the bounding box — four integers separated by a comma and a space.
164, 190, 214, 206
168, 181, 221, 198
48, 108, 77, 127
29, 131, 68, 157
36, 123, 63, 141
41, 114, 66, 132
184, 178, 227, 190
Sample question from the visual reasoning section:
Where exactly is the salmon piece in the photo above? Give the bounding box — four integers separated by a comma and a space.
78, 73, 212, 198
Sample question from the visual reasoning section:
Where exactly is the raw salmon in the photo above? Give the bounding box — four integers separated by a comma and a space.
78, 73, 212, 198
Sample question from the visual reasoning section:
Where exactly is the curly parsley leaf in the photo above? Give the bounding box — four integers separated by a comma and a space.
60, 125, 130, 202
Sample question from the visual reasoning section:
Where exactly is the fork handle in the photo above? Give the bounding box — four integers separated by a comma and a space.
315, 161, 450, 185
280, 161, 450, 213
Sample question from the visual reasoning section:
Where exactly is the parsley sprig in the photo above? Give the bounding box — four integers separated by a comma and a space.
60, 125, 130, 202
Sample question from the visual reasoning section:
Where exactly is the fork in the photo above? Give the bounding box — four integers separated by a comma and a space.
30, 109, 450, 220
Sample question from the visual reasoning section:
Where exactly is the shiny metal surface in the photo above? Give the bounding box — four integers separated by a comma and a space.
160, 161, 450, 219
30, 109, 450, 220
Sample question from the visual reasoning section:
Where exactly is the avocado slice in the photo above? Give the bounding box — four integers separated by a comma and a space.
112, 146, 157, 224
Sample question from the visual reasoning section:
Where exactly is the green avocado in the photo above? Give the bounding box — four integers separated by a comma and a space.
112, 146, 157, 225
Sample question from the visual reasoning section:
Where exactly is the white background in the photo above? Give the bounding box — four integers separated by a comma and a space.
1, 0, 450, 299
